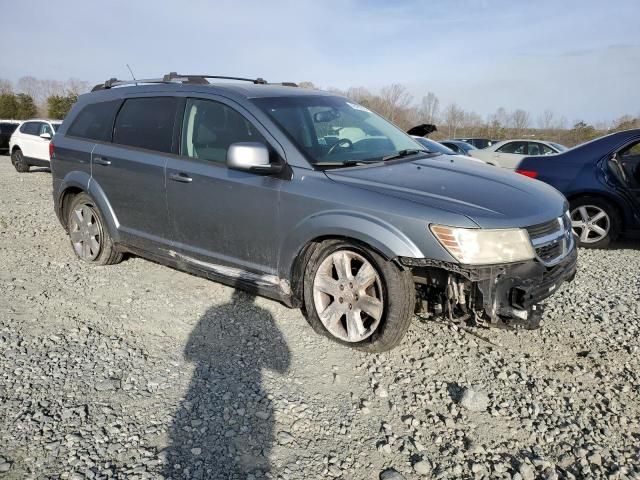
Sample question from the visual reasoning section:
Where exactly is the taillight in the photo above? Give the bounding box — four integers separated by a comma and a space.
49, 141, 55, 160
516, 169, 538, 178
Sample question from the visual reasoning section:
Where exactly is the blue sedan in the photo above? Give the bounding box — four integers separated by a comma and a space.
517, 129, 640, 247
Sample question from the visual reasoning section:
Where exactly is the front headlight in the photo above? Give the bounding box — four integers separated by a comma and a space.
430, 224, 535, 265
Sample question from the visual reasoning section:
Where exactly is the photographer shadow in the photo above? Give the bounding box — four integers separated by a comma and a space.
163, 289, 291, 479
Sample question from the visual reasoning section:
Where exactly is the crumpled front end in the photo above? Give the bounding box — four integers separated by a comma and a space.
403, 215, 578, 329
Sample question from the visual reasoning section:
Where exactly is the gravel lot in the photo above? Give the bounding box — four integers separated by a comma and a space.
0, 156, 639, 480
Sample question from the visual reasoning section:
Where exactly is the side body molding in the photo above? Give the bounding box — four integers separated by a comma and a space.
278, 210, 424, 279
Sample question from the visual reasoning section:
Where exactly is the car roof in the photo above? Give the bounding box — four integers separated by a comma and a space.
81, 82, 334, 102
19, 118, 62, 123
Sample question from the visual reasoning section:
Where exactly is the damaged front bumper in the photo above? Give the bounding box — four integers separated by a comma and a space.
402, 244, 578, 329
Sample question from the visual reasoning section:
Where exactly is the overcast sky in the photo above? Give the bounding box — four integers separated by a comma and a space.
2, 0, 638, 123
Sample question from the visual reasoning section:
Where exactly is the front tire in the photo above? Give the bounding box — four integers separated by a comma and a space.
569, 196, 619, 248
67, 193, 123, 265
303, 240, 415, 352
11, 149, 30, 173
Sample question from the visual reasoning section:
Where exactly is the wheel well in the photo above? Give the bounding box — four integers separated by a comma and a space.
288, 235, 401, 307
566, 192, 624, 229
11, 145, 21, 154
59, 187, 84, 229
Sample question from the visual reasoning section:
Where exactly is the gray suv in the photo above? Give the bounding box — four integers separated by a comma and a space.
50, 73, 577, 352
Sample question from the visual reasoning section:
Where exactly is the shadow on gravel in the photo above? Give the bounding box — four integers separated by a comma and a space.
607, 239, 640, 250
163, 289, 291, 479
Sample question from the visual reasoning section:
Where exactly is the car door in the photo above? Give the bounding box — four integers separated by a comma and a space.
618, 141, 640, 206
165, 96, 282, 276
18, 121, 42, 158
91, 95, 178, 250
34, 123, 54, 161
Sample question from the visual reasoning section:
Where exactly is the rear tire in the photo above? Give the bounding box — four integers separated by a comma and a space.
303, 240, 415, 352
569, 196, 620, 248
67, 193, 123, 265
11, 149, 30, 173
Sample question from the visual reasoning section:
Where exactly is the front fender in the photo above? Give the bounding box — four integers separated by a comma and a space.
278, 210, 424, 279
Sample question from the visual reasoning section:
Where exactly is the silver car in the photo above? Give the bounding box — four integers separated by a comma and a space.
49, 73, 577, 352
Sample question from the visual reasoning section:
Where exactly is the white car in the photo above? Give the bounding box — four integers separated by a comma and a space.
9, 119, 61, 172
468, 139, 568, 170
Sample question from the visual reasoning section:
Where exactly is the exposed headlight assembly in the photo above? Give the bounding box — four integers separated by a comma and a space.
430, 225, 535, 265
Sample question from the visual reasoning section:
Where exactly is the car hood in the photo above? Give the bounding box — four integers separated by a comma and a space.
325, 155, 567, 229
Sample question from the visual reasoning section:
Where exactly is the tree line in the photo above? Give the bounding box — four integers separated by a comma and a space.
300, 81, 639, 147
1, 76, 638, 147
0, 77, 89, 120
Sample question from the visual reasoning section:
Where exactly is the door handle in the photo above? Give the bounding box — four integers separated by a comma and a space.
169, 172, 193, 183
94, 157, 111, 166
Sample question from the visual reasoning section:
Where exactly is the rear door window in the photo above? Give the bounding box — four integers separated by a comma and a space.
497, 141, 527, 154
67, 100, 121, 142
113, 97, 178, 153
20, 122, 42, 136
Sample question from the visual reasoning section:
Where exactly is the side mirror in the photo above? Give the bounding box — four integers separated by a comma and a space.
226, 142, 282, 174
40, 132, 52, 140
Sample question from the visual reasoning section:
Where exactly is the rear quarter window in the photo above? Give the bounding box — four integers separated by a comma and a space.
67, 100, 122, 141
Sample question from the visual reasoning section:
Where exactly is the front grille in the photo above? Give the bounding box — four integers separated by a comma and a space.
526, 219, 561, 239
535, 242, 563, 263
526, 214, 573, 266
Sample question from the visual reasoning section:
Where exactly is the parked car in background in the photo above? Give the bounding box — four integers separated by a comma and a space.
440, 140, 477, 156
470, 139, 568, 169
0, 121, 19, 154
50, 73, 576, 351
412, 136, 486, 164
454, 138, 496, 149
9, 119, 61, 172
517, 130, 640, 248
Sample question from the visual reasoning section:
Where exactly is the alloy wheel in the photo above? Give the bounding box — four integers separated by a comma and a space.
571, 205, 610, 244
69, 204, 102, 260
312, 250, 384, 342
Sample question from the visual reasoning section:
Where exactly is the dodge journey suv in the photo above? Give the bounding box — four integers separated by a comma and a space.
50, 73, 577, 352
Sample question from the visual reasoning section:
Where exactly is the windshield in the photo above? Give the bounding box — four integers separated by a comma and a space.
52, 123, 61, 132
414, 137, 455, 155
253, 95, 425, 165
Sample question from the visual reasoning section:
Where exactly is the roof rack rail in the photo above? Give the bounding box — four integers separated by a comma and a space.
91, 72, 297, 92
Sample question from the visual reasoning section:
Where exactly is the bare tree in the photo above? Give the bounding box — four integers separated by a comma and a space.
442, 103, 465, 138
345, 86, 373, 105
511, 109, 530, 134
17, 76, 40, 99
379, 84, 412, 123
65, 78, 90, 95
40, 79, 65, 100
0, 79, 12, 94
538, 110, 554, 130
554, 116, 568, 130
419, 92, 439, 124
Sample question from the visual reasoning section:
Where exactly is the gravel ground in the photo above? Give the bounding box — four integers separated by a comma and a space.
0, 157, 639, 480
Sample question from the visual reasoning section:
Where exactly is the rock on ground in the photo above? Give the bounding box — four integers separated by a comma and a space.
0, 158, 639, 479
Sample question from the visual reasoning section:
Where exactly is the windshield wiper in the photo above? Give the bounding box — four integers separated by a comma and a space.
315, 160, 373, 169
381, 149, 425, 162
